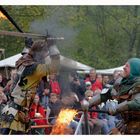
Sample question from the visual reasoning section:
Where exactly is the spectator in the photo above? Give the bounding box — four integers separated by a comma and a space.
0, 73, 7, 88
0, 87, 7, 104
98, 99, 121, 134
102, 75, 110, 88
42, 87, 50, 109
85, 81, 92, 91
36, 76, 48, 104
0, 86, 7, 123
48, 93, 62, 124
69, 72, 85, 102
61, 92, 81, 110
109, 70, 122, 85
29, 95, 47, 134
49, 73, 61, 96
60, 92, 82, 135
84, 90, 109, 134
97, 74, 103, 84
85, 68, 102, 93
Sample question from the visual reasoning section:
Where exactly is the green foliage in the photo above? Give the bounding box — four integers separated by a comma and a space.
0, 6, 140, 69
0, 6, 46, 57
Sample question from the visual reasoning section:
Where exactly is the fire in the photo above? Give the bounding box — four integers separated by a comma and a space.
0, 11, 7, 20
51, 108, 77, 135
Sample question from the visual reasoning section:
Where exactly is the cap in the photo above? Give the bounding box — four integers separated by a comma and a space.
85, 81, 91, 86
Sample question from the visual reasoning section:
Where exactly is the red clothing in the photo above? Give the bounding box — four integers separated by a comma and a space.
88, 106, 98, 119
85, 78, 102, 91
50, 80, 61, 95
29, 103, 47, 125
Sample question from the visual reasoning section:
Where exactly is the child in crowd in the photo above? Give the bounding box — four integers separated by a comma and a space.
84, 90, 110, 134
48, 93, 62, 125
29, 95, 47, 134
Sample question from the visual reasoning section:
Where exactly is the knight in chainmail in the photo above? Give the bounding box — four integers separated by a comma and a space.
82, 58, 140, 134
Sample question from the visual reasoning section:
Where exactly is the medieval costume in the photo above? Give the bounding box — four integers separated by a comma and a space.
1, 40, 60, 134
86, 58, 140, 134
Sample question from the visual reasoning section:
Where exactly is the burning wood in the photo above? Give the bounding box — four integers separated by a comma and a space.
51, 109, 77, 135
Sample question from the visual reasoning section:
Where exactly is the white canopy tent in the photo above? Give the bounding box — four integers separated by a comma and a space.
0, 53, 93, 70
0, 53, 123, 75
0, 53, 21, 67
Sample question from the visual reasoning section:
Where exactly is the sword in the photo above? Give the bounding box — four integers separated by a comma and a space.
0, 30, 64, 40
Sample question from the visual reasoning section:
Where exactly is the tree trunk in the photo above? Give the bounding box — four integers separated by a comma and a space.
128, 6, 138, 58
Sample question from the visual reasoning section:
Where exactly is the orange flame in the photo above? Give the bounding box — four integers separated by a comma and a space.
0, 11, 7, 20
51, 109, 77, 135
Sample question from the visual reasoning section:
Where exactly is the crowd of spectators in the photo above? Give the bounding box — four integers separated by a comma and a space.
0, 68, 123, 135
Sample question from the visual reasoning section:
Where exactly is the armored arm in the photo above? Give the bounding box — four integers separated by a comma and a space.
89, 88, 112, 107
81, 87, 112, 111
110, 85, 140, 115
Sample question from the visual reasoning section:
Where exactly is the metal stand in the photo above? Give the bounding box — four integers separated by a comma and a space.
84, 110, 90, 135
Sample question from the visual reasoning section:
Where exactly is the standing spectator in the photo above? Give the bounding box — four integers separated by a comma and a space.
42, 87, 50, 109
97, 74, 103, 84
85, 68, 102, 94
69, 72, 85, 102
36, 76, 48, 104
49, 73, 61, 96
36, 76, 50, 107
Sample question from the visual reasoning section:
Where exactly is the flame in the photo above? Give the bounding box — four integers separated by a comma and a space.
51, 108, 77, 135
0, 11, 7, 20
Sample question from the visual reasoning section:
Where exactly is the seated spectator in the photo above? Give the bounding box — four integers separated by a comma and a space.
0, 87, 7, 105
0, 86, 7, 125
0, 73, 7, 88
29, 95, 47, 134
85, 81, 92, 91
84, 90, 110, 134
109, 70, 122, 85
48, 93, 62, 125
102, 75, 110, 88
61, 92, 81, 110
99, 99, 121, 133
60, 93, 82, 135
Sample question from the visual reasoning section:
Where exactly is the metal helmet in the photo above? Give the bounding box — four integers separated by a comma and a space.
21, 47, 30, 55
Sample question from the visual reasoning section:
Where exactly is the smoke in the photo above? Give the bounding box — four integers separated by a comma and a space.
29, 7, 79, 98
29, 6, 79, 49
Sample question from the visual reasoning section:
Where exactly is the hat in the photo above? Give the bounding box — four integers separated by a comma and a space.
85, 81, 91, 86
